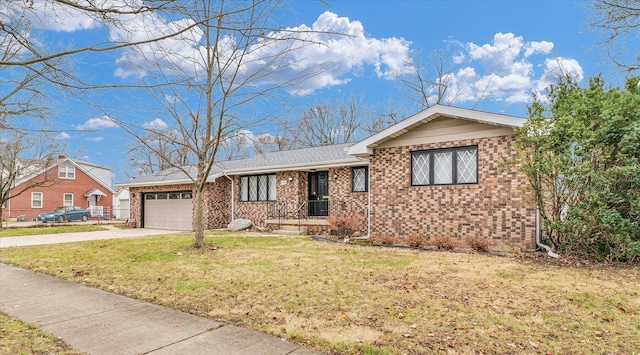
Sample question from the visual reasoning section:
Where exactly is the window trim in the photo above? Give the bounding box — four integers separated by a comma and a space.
411, 146, 478, 186
351, 166, 369, 192
31, 192, 43, 208
58, 166, 76, 179
63, 193, 74, 207
239, 174, 277, 202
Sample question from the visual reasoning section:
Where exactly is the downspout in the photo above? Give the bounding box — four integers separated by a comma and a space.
536, 208, 559, 258
223, 172, 235, 222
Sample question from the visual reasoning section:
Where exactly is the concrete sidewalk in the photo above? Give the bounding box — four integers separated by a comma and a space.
0, 225, 182, 248
0, 263, 321, 354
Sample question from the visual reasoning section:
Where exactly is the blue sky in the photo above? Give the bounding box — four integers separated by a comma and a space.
2, 0, 624, 182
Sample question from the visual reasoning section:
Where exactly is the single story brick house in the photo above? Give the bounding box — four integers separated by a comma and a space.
3, 156, 115, 221
119, 105, 536, 250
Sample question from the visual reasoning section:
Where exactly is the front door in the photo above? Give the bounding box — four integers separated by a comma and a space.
308, 171, 329, 216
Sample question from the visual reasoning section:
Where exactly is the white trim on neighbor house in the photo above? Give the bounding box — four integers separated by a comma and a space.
31, 192, 43, 208
347, 105, 526, 157
63, 193, 74, 206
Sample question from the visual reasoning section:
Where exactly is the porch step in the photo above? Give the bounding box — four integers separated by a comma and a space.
273, 225, 308, 236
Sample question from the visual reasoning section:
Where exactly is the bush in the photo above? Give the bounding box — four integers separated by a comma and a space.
432, 236, 457, 250
466, 236, 489, 252
326, 214, 363, 238
405, 234, 426, 247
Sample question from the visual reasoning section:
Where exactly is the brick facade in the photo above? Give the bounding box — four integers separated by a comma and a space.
3, 167, 113, 221
368, 134, 535, 250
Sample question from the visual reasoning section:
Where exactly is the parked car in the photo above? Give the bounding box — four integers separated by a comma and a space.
38, 206, 91, 223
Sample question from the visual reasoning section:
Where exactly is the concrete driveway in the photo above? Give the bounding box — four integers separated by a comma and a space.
0, 225, 183, 248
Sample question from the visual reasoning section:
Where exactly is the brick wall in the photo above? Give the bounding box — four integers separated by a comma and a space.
327, 166, 368, 233
369, 134, 535, 250
4, 168, 113, 221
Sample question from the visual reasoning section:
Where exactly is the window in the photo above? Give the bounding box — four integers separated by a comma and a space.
411, 146, 478, 186
352, 167, 368, 192
239, 174, 277, 201
32, 192, 43, 208
58, 166, 75, 179
63, 193, 73, 206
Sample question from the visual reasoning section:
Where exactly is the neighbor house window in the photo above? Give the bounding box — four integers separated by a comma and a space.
58, 166, 75, 179
411, 146, 478, 186
239, 174, 276, 201
32, 192, 43, 208
352, 167, 368, 192
63, 193, 73, 206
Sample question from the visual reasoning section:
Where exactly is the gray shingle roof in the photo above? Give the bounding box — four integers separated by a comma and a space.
218, 143, 360, 172
118, 143, 364, 187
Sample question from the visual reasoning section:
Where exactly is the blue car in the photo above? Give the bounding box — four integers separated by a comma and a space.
38, 206, 91, 223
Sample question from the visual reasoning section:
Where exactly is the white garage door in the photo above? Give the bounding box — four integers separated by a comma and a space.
144, 191, 193, 230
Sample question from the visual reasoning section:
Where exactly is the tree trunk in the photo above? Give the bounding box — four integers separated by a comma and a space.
194, 183, 205, 248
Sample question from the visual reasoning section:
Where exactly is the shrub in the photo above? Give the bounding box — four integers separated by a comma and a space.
326, 214, 363, 238
405, 234, 426, 247
466, 236, 489, 252
432, 236, 457, 250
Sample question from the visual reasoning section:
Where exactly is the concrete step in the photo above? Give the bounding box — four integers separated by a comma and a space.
273, 226, 308, 236
280, 225, 306, 231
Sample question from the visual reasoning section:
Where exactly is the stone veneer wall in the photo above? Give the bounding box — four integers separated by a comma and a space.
369, 134, 535, 250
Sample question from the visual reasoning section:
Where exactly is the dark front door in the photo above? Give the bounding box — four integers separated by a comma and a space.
308, 171, 329, 216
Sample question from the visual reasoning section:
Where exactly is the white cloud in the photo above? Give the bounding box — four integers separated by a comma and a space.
3, 0, 99, 32
442, 32, 583, 105
77, 115, 119, 130
112, 11, 411, 94
55, 132, 70, 140
142, 118, 168, 130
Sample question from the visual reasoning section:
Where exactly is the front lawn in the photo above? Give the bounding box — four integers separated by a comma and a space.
0, 225, 108, 238
1, 232, 638, 354
0, 312, 86, 355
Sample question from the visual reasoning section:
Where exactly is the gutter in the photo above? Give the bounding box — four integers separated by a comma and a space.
536, 208, 559, 258
223, 172, 235, 222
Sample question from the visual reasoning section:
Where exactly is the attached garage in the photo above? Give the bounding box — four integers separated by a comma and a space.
143, 191, 193, 230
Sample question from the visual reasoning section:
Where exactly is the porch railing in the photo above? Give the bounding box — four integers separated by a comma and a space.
266, 201, 288, 227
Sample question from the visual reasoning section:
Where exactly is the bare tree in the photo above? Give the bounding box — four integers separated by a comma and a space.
361, 98, 407, 136
590, 0, 640, 72
0, 130, 58, 227
395, 49, 461, 110
287, 93, 365, 147
118, 0, 329, 247
126, 128, 192, 177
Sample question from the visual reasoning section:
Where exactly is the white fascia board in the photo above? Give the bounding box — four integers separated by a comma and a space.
347, 105, 526, 157
115, 173, 220, 189
224, 159, 369, 176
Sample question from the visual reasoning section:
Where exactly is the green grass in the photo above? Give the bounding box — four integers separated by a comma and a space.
0, 312, 86, 355
1, 232, 639, 354
0, 225, 109, 238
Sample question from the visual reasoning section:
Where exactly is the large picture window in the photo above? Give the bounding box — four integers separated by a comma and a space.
239, 174, 276, 201
352, 167, 368, 192
411, 146, 478, 186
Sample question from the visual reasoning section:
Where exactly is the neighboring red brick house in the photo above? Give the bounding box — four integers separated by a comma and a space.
119, 105, 536, 250
3, 157, 115, 221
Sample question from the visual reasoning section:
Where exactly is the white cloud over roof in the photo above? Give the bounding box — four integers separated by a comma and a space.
142, 118, 168, 130
111, 11, 411, 94
444, 32, 583, 105
77, 115, 119, 130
